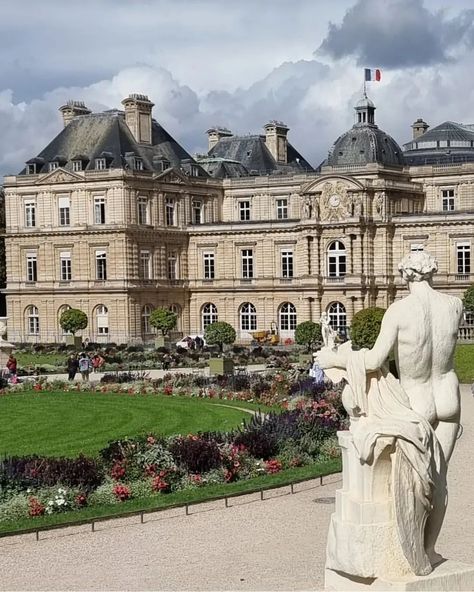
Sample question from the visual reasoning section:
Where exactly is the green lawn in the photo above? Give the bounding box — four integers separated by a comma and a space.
16, 353, 65, 367
454, 344, 474, 384
0, 392, 252, 458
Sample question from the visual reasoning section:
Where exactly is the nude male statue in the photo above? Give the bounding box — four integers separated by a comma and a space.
316, 251, 463, 564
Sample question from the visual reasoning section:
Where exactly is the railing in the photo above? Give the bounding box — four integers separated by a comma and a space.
458, 325, 474, 342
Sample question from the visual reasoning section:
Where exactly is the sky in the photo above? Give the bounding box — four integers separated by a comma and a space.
2, 0, 474, 176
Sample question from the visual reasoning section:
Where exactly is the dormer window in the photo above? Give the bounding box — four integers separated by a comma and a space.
49, 162, 59, 172
134, 158, 144, 171
26, 163, 37, 175
72, 160, 82, 172
190, 165, 199, 177
95, 158, 107, 170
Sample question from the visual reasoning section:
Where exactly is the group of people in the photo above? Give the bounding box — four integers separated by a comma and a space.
67, 352, 104, 381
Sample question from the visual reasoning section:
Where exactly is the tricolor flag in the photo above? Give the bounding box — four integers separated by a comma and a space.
364, 68, 381, 81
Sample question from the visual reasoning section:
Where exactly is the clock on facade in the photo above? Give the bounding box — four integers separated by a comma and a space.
329, 194, 341, 207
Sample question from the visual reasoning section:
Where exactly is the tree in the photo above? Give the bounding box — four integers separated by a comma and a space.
294, 321, 322, 353
59, 308, 88, 335
463, 284, 474, 316
204, 322, 236, 355
149, 307, 177, 336
350, 307, 386, 350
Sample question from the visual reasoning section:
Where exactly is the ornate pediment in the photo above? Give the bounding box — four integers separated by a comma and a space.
320, 181, 351, 222
155, 168, 188, 184
35, 168, 83, 185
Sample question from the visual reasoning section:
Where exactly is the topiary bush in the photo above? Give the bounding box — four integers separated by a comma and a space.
204, 322, 236, 355
295, 321, 322, 353
59, 308, 88, 335
350, 307, 386, 349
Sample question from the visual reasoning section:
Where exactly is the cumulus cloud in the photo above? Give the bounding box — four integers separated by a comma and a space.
318, 0, 474, 68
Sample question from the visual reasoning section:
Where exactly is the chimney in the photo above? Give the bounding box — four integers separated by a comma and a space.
121, 94, 155, 144
206, 127, 233, 151
411, 118, 429, 140
58, 100, 91, 127
264, 121, 289, 163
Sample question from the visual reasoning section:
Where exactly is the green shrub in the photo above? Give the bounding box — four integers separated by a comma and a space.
350, 307, 386, 349
149, 308, 177, 336
295, 321, 322, 353
463, 285, 474, 314
204, 322, 236, 355
0, 493, 29, 523
59, 309, 88, 335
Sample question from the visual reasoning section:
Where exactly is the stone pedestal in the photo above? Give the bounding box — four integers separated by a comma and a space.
325, 560, 474, 591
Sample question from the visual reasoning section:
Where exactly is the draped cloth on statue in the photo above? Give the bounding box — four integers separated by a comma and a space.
344, 350, 446, 576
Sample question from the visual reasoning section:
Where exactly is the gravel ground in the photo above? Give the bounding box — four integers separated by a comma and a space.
0, 387, 472, 592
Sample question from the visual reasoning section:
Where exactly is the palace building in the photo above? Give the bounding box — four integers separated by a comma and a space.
2, 92, 474, 343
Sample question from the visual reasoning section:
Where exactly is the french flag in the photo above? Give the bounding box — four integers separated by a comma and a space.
365, 68, 381, 81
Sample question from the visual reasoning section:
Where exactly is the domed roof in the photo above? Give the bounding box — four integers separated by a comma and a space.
327, 94, 405, 168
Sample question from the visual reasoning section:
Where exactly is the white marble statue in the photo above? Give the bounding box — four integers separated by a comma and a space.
319, 312, 338, 351
316, 252, 466, 586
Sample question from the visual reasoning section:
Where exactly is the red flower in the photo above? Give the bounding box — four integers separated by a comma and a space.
110, 462, 126, 480
146, 435, 156, 446
33, 383, 42, 391
163, 384, 173, 396
75, 493, 88, 507
265, 459, 283, 474
113, 484, 131, 501
28, 497, 45, 517
144, 464, 157, 477
190, 474, 203, 484
152, 475, 170, 493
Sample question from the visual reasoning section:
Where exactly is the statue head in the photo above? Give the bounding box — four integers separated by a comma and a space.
398, 251, 438, 283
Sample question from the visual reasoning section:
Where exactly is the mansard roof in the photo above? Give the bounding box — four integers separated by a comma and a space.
205, 134, 313, 177
19, 111, 208, 177
403, 121, 474, 165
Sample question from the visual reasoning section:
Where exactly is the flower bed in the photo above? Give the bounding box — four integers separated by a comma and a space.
0, 385, 345, 525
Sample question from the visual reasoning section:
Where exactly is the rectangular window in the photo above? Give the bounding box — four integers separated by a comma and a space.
25, 200, 36, 228
49, 162, 58, 171
95, 158, 106, 170
26, 163, 36, 175
60, 251, 72, 281
410, 243, 424, 252
165, 198, 175, 226
72, 160, 82, 172
203, 252, 215, 279
137, 197, 148, 225
276, 199, 288, 220
140, 250, 151, 279
96, 250, 107, 280
94, 197, 106, 224
192, 201, 202, 224
239, 201, 251, 221
58, 196, 70, 226
26, 252, 37, 282
241, 249, 254, 279
167, 252, 177, 280
135, 158, 144, 171
281, 250, 294, 278
441, 189, 455, 212
457, 243, 471, 274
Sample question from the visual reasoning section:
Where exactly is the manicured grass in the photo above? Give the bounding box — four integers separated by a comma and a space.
0, 392, 253, 458
454, 344, 474, 384
0, 458, 341, 536
16, 353, 65, 367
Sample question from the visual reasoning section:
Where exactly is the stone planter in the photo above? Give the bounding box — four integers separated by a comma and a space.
154, 335, 169, 348
208, 357, 234, 376
66, 335, 83, 348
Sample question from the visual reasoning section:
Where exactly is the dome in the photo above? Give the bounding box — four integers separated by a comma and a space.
327, 93, 405, 167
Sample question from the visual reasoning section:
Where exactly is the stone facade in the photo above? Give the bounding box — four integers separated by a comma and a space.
3, 97, 474, 344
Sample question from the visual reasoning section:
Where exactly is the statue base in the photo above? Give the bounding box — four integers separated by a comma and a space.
325, 559, 474, 590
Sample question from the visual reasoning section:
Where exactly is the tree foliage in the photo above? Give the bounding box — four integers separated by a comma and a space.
149, 308, 177, 336
463, 284, 474, 315
59, 308, 88, 335
350, 307, 386, 350
294, 321, 322, 353
204, 322, 236, 354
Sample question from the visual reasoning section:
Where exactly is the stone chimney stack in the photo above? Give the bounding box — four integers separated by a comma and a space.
206, 127, 233, 151
59, 101, 91, 127
264, 121, 289, 163
121, 94, 155, 144
411, 118, 429, 140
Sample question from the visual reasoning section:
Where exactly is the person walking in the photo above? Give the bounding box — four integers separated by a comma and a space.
66, 354, 79, 381
78, 353, 91, 381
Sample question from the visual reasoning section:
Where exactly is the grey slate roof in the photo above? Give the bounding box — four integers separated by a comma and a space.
20, 111, 208, 177
403, 121, 474, 165
326, 123, 404, 168
204, 134, 313, 177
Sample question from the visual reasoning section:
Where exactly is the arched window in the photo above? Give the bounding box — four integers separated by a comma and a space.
95, 305, 109, 336
58, 305, 72, 335
240, 302, 257, 331
327, 240, 346, 277
169, 304, 182, 332
201, 303, 218, 330
141, 304, 153, 334
26, 305, 39, 335
279, 302, 297, 331
327, 302, 347, 333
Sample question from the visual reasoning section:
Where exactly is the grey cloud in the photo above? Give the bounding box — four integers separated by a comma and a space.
318, 0, 474, 68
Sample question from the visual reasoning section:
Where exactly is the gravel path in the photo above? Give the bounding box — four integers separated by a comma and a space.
0, 387, 472, 591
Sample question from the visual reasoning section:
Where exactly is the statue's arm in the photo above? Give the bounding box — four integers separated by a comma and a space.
364, 306, 399, 371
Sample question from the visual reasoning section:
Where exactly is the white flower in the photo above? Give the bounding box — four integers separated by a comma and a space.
48, 500, 54, 506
